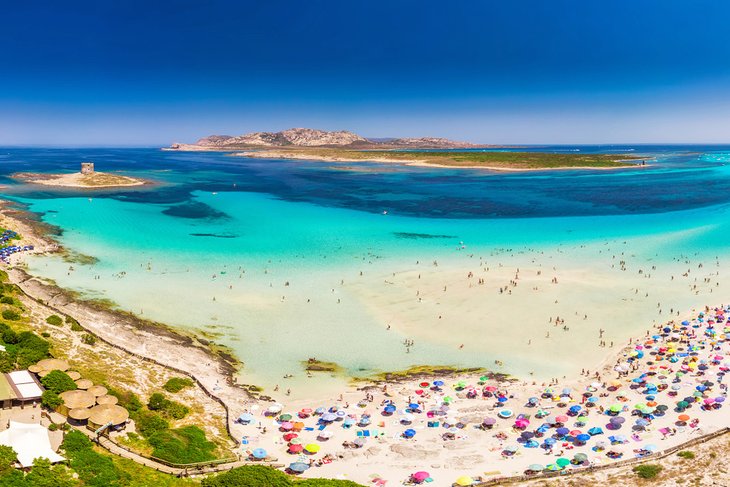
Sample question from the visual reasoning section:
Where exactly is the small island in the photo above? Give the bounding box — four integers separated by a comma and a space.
14, 162, 148, 188
235, 148, 648, 171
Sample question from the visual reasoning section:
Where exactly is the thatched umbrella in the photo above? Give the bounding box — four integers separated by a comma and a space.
88, 385, 108, 397
59, 390, 95, 410
88, 404, 129, 427
68, 408, 92, 421
75, 379, 93, 390
36, 358, 70, 372
96, 395, 118, 406
28, 364, 43, 373
66, 371, 82, 381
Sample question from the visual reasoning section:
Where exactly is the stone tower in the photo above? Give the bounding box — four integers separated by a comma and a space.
81, 162, 95, 174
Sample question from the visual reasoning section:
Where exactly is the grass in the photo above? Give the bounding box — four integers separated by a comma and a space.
677, 450, 696, 459
633, 464, 663, 479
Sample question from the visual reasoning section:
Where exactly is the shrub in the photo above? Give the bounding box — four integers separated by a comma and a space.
162, 377, 194, 393
106, 386, 143, 412
677, 450, 695, 459
45, 315, 63, 326
1, 310, 20, 321
0, 297, 13, 305
62, 430, 130, 486
633, 464, 663, 479
81, 333, 96, 346
48, 423, 58, 431
134, 411, 169, 438
41, 332, 50, 338
201, 465, 291, 487
147, 392, 189, 419
15, 331, 50, 368
41, 370, 77, 394
41, 390, 63, 410
147, 392, 168, 411
0, 445, 17, 473
70, 322, 84, 332
148, 425, 216, 464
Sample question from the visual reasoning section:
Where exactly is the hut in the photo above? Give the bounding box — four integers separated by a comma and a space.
96, 395, 118, 406
88, 404, 129, 431
75, 379, 93, 390
87, 385, 108, 397
66, 371, 82, 381
68, 408, 92, 423
58, 390, 95, 416
34, 359, 70, 372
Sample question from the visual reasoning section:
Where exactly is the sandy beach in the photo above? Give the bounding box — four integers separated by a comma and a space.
1, 200, 729, 486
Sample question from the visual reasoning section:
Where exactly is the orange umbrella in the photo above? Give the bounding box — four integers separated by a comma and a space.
293, 422, 305, 431
678, 414, 690, 422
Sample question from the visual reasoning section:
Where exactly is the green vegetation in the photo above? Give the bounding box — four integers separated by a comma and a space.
45, 315, 63, 326
163, 377, 194, 393
0, 297, 14, 305
62, 430, 131, 486
633, 464, 663, 479
41, 390, 62, 409
246, 148, 644, 170
0, 457, 75, 487
148, 392, 190, 419
0, 322, 51, 372
66, 315, 84, 332
147, 425, 216, 464
0, 445, 17, 474
40, 370, 77, 394
201, 465, 365, 487
105, 385, 143, 412
677, 450, 695, 459
1, 310, 20, 321
81, 333, 96, 346
135, 410, 170, 438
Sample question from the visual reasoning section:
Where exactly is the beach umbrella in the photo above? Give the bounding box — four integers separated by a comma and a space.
543, 437, 557, 445
288, 444, 304, 453
556, 427, 569, 436
644, 444, 658, 452
317, 431, 333, 439
267, 404, 283, 414
588, 427, 604, 435
252, 448, 267, 459
505, 445, 519, 452
322, 413, 337, 422
343, 417, 356, 427
314, 407, 326, 415
556, 458, 570, 468
455, 476, 473, 486
289, 438, 302, 445
525, 440, 539, 448
238, 413, 254, 423
527, 464, 544, 472
498, 409, 513, 418
482, 417, 496, 426
555, 415, 568, 423
404, 428, 416, 438
283, 433, 298, 441
521, 431, 535, 439
280, 422, 293, 431
289, 462, 309, 473
716, 397, 726, 403
305, 443, 320, 454
546, 464, 561, 471
576, 434, 591, 442
279, 413, 293, 422
678, 414, 690, 422
433, 380, 444, 387
574, 453, 588, 463
353, 438, 366, 447
609, 404, 623, 413
412, 471, 430, 482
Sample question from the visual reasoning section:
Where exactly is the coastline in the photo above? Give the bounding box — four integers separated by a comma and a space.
231, 150, 649, 171
12, 171, 150, 189
2, 197, 730, 485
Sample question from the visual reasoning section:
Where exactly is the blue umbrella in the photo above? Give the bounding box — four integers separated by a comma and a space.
576, 434, 590, 442
433, 380, 444, 387
238, 413, 254, 423
588, 427, 604, 436
289, 462, 310, 473
408, 403, 421, 410
569, 405, 582, 413
556, 427, 569, 435
384, 405, 396, 414
252, 448, 267, 459
404, 429, 416, 438
525, 440, 539, 448
543, 437, 556, 445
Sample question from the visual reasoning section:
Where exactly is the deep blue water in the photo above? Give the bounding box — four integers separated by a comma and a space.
1, 145, 729, 219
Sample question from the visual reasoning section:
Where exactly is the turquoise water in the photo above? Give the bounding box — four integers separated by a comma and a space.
3, 146, 730, 394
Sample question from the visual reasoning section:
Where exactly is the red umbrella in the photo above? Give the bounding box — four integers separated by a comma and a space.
283, 433, 298, 441
288, 444, 304, 453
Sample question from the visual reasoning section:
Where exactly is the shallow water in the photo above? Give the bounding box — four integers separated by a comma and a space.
3, 146, 730, 396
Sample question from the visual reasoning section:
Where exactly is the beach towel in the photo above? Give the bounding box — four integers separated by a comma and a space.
318, 424, 327, 431
304, 427, 314, 431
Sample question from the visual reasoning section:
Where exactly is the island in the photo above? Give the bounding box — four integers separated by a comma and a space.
165, 128, 647, 170
13, 162, 148, 188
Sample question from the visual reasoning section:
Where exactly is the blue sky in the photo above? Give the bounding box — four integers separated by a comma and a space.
1, 0, 729, 145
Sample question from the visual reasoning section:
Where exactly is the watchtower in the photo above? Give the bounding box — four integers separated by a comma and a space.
81, 162, 95, 174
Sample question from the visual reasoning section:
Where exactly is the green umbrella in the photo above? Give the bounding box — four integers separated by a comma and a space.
677, 400, 689, 409
479, 376, 488, 382
609, 404, 622, 412
556, 458, 570, 468
527, 464, 543, 472
279, 413, 293, 421
573, 453, 588, 462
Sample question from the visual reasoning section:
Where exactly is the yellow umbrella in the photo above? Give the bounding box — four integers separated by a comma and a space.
456, 476, 473, 486
304, 443, 320, 453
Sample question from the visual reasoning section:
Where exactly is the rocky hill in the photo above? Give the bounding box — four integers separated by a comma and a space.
167, 128, 476, 150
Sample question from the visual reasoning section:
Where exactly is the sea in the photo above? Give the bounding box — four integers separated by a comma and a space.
2, 145, 730, 396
